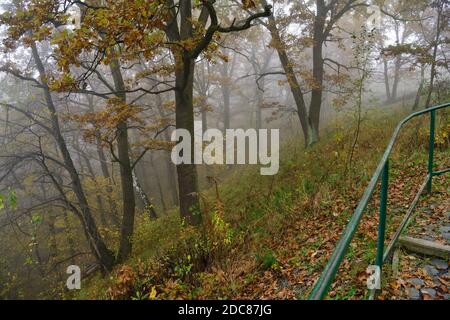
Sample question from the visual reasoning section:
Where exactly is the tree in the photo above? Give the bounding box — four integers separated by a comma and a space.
423, 0, 447, 108
0, 41, 116, 271
1, 0, 271, 229
382, 0, 449, 109
162, 1, 272, 224
260, 0, 367, 146
1, 0, 159, 266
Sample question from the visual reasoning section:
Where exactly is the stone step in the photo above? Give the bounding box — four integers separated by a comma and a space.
399, 236, 450, 260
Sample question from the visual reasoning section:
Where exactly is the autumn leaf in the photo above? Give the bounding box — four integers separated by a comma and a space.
149, 286, 157, 299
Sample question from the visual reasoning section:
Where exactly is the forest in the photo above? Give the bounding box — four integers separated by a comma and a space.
0, 0, 448, 301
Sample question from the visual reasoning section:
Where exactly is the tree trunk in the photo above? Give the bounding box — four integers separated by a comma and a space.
383, 56, 391, 101
308, 0, 326, 145
413, 65, 425, 110
220, 55, 232, 130
164, 1, 201, 224
167, 156, 179, 206
174, 54, 201, 225
262, 2, 312, 146
425, 0, 443, 109
109, 58, 136, 262
391, 56, 401, 101
132, 170, 158, 219
201, 100, 208, 133
156, 94, 179, 206
255, 77, 264, 130
150, 153, 168, 212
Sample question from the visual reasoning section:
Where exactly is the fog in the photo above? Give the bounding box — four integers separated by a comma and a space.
0, 0, 448, 299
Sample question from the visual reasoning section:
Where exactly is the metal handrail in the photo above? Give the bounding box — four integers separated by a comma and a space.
309, 102, 450, 300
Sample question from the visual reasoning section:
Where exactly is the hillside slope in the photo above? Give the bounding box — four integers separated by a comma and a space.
73, 104, 449, 300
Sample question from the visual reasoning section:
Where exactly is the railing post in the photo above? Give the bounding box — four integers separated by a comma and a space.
376, 160, 389, 269
426, 110, 436, 193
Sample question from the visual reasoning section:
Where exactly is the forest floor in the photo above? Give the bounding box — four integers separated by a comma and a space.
234, 152, 449, 300
72, 104, 449, 300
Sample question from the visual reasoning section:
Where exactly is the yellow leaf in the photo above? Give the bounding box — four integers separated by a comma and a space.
149, 286, 157, 299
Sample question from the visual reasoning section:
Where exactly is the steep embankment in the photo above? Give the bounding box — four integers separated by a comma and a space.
74, 103, 449, 300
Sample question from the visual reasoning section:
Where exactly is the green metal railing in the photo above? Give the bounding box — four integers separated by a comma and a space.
309, 102, 450, 300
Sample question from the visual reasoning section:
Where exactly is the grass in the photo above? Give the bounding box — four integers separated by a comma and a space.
72, 100, 449, 300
